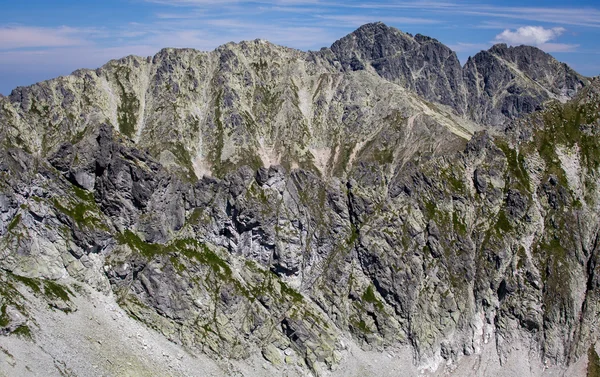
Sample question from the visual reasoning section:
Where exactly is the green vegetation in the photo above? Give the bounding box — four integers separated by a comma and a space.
117, 93, 139, 138
352, 319, 371, 334
43, 280, 72, 302
73, 185, 94, 202
47, 183, 107, 231
116, 230, 165, 259
539, 238, 567, 263
116, 231, 239, 284
250, 59, 268, 72
0, 304, 9, 327
444, 170, 467, 194
280, 282, 303, 303
541, 101, 600, 171
115, 67, 139, 138
10, 274, 41, 294
187, 208, 205, 225
52, 197, 105, 230
12, 324, 32, 339
170, 142, 198, 181
362, 285, 377, 303
496, 140, 531, 192
423, 200, 437, 219
332, 142, 355, 176
246, 182, 274, 215
6, 214, 21, 233
206, 90, 232, 178
452, 212, 468, 236
588, 346, 600, 377
10, 272, 71, 302
257, 85, 282, 114
372, 147, 394, 165
495, 210, 512, 233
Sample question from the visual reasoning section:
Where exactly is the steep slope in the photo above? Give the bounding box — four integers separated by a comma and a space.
1, 24, 599, 377
0, 39, 475, 185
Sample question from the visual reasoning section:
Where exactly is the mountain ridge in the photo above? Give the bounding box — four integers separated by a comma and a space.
0, 23, 588, 184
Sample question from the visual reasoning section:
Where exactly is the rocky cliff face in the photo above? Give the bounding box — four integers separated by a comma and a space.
328, 23, 585, 127
1, 23, 599, 377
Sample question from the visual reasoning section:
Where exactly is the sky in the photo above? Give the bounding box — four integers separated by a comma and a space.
0, 0, 599, 95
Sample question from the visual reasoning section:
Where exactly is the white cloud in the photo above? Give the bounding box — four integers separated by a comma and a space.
494, 26, 565, 46
493, 26, 579, 53
0, 26, 87, 49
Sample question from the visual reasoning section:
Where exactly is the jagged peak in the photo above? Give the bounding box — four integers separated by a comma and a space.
483, 43, 583, 74
331, 22, 413, 47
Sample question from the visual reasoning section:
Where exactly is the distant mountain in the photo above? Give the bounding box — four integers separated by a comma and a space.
1, 23, 599, 377
330, 22, 586, 126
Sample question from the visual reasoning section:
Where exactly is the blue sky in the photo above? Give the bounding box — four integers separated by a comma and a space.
0, 0, 599, 94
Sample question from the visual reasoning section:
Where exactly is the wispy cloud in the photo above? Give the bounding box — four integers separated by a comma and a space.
447, 42, 490, 53
316, 14, 440, 27
0, 26, 87, 49
535, 43, 580, 53
351, 2, 600, 28
456, 6, 600, 28
146, 0, 321, 5
474, 20, 524, 30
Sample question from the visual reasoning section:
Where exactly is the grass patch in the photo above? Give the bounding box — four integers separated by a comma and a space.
6, 214, 21, 233
207, 91, 226, 178
496, 140, 531, 192
51, 184, 106, 230
0, 304, 9, 327
351, 319, 371, 334
453, 212, 468, 236
116, 230, 165, 259
43, 280, 72, 302
541, 101, 600, 171
52, 198, 104, 230
280, 282, 303, 303
362, 285, 377, 303
589, 346, 600, 377
115, 67, 139, 138
12, 325, 32, 340
10, 274, 42, 294
495, 210, 512, 234
73, 185, 94, 202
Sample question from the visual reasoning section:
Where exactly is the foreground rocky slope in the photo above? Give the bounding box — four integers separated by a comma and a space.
0, 23, 599, 376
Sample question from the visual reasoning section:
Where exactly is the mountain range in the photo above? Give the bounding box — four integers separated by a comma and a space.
0, 22, 599, 377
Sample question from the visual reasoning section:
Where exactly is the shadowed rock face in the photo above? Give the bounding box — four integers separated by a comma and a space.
329, 23, 469, 116
1, 23, 600, 377
327, 22, 586, 127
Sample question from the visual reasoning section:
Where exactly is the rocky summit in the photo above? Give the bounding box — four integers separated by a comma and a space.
0, 22, 599, 377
